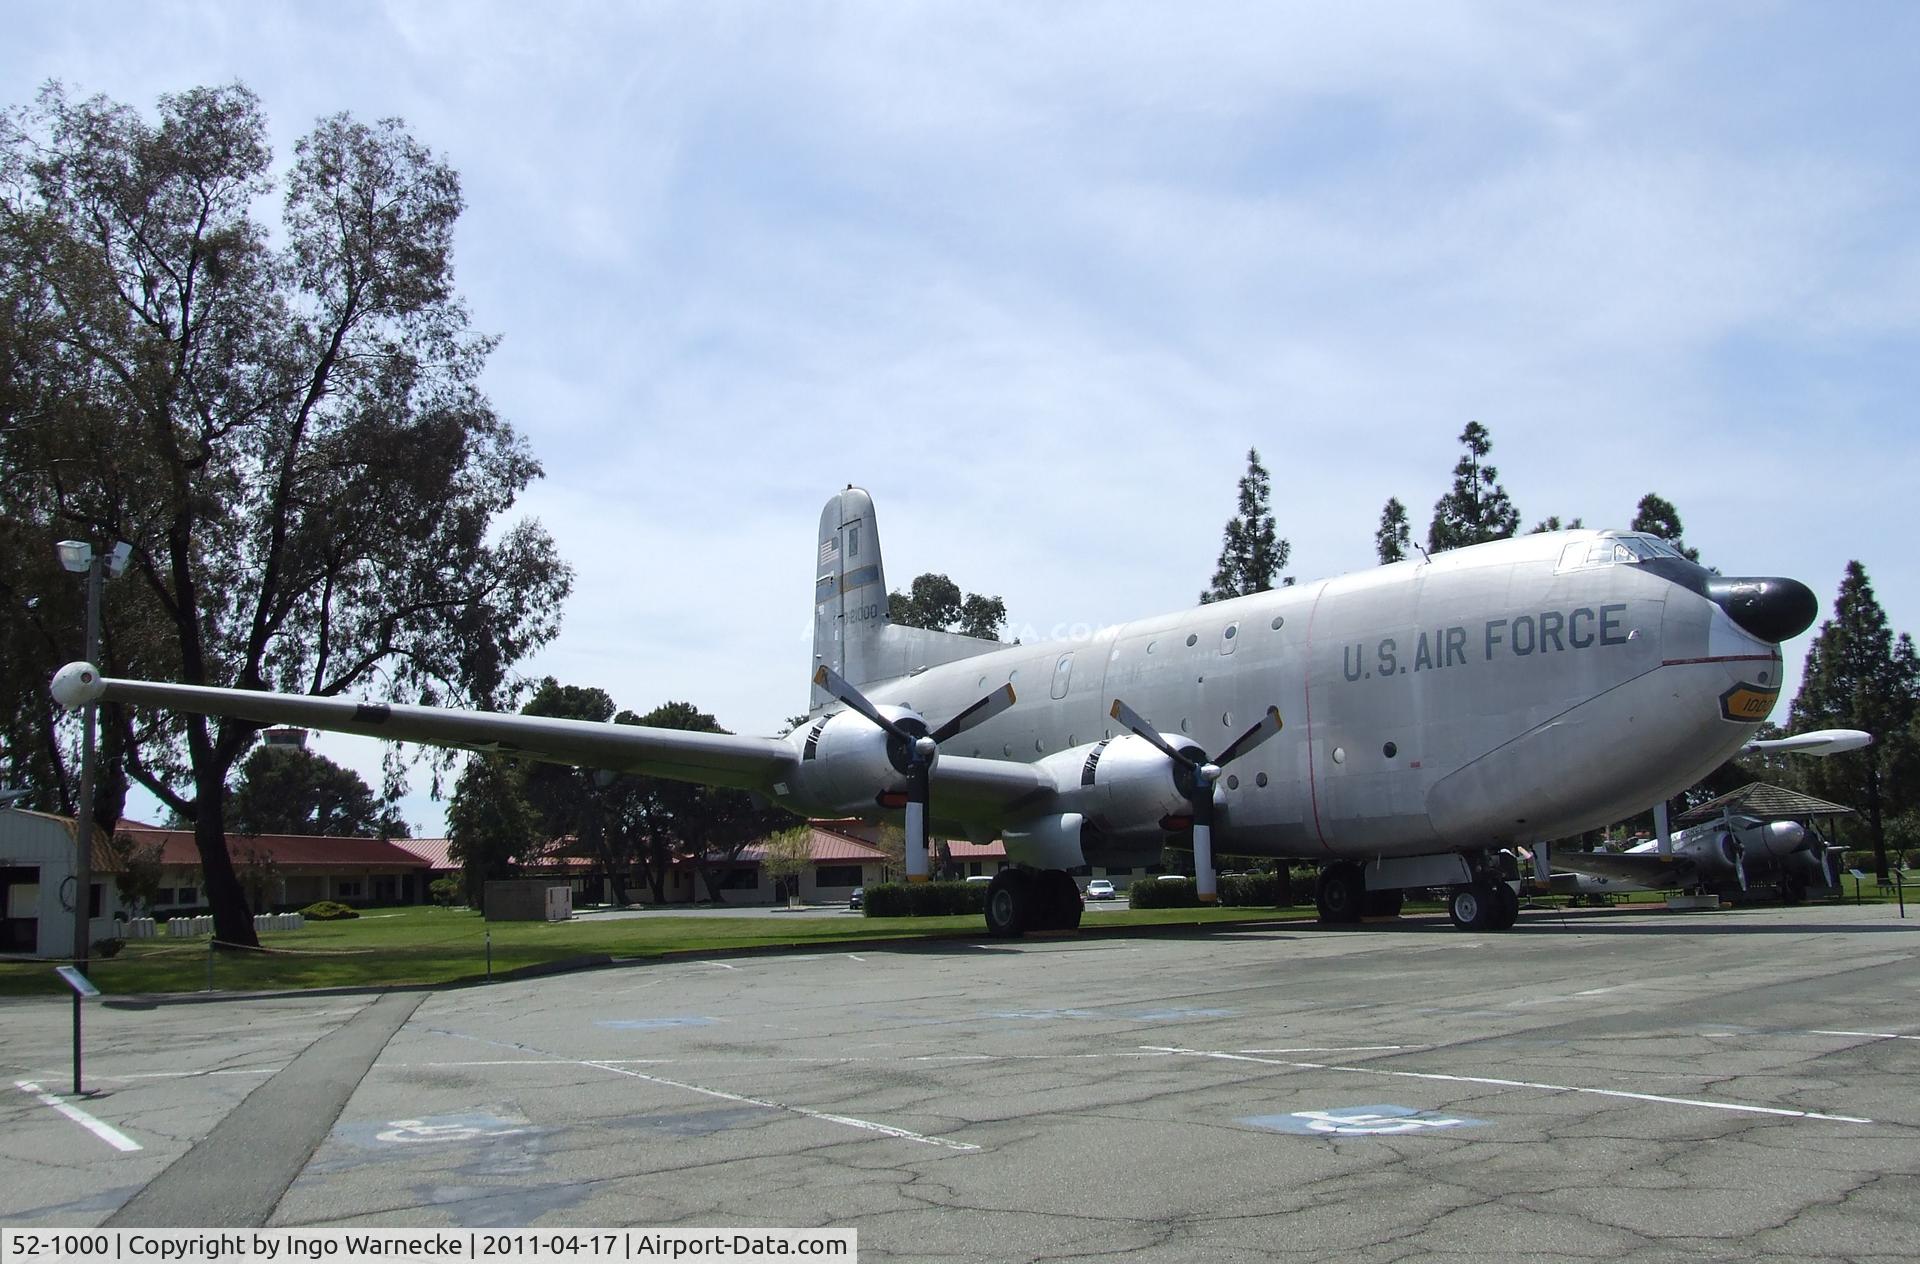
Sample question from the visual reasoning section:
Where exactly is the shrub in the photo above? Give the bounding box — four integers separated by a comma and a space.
1129, 877, 1198, 909
1218, 872, 1278, 906
429, 877, 462, 907
861, 881, 989, 917
90, 936, 125, 959
299, 900, 360, 920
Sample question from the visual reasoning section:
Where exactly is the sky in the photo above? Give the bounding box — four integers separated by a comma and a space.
8, 2, 1918, 836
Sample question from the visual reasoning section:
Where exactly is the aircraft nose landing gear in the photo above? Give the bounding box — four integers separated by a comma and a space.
1448, 879, 1519, 930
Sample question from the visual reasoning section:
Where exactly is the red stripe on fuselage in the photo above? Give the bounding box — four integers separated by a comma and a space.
1304, 582, 1331, 852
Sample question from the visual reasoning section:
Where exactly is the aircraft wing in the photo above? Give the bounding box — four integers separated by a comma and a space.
924, 754, 1057, 820
1555, 850, 1700, 890
60, 670, 795, 792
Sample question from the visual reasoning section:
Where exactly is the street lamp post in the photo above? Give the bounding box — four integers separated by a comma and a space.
56, 539, 130, 971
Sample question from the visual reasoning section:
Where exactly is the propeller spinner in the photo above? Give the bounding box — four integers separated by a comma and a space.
812, 665, 1015, 881
1108, 699, 1284, 903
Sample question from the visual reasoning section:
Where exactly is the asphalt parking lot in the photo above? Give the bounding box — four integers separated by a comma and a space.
4, 901, 1917, 1261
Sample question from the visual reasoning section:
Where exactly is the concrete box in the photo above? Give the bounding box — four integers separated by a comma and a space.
484, 879, 573, 922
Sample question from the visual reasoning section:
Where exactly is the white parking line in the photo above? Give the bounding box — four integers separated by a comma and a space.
1142, 1047, 1874, 1125
1811, 1030, 1920, 1042
101, 1068, 280, 1081
582, 1060, 979, 1151
400, 1051, 1169, 1069
1236, 1046, 1419, 1055
14, 1081, 142, 1151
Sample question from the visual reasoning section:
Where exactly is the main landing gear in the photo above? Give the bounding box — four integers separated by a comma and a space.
984, 867, 1084, 937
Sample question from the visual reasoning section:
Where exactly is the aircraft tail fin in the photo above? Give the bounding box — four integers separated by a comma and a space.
812, 487, 1002, 708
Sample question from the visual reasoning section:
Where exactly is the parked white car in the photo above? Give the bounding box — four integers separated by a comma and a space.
1085, 879, 1117, 900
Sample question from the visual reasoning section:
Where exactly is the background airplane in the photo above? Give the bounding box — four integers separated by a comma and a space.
54, 486, 1824, 934
1547, 729, 1869, 904
1554, 814, 1839, 905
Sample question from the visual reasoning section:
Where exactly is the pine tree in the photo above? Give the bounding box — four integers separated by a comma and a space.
1630, 494, 1700, 561
1428, 421, 1520, 553
1787, 561, 1920, 878
1375, 498, 1411, 564
1202, 449, 1289, 603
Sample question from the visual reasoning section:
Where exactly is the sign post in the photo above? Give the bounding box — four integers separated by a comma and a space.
55, 964, 100, 1096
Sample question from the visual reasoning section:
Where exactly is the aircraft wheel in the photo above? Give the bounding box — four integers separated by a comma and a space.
1448, 882, 1495, 931
1779, 875, 1806, 905
1362, 888, 1404, 918
1490, 882, 1520, 930
1038, 869, 1083, 931
1316, 863, 1366, 924
985, 869, 1034, 937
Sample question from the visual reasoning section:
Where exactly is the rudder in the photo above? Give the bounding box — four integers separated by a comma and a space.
811, 487, 1003, 710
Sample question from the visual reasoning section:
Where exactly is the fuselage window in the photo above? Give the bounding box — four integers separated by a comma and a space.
1051, 653, 1073, 700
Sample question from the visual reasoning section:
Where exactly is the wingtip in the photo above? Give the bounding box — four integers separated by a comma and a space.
51, 662, 106, 709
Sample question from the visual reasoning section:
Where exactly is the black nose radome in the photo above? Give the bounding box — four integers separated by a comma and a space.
1707, 577, 1818, 643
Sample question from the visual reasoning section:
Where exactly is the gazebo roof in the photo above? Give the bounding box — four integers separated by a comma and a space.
1677, 782, 1858, 825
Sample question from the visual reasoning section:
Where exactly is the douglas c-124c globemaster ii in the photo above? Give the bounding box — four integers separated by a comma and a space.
53, 486, 1823, 934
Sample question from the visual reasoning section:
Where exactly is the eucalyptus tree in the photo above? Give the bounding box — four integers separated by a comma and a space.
0, 83, 570, 945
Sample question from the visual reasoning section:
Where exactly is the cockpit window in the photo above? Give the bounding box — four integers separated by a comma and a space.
1557, 533, 1685, 573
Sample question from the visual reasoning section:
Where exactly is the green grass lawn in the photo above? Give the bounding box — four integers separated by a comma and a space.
0, 903, 1312, 998
5, 879, 1898, 999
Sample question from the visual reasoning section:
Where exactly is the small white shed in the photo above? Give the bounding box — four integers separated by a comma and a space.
0, 808, 125, 960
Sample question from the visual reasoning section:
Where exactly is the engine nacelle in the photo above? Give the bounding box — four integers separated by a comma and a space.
1737, 820, 1807, 861
1003, 812, 1086, 870
783, 707, 921, 815
1037, 734, 1195, 838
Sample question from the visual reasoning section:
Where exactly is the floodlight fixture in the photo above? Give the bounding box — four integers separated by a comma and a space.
56, 540, 93, 573
105, 541, 133, 579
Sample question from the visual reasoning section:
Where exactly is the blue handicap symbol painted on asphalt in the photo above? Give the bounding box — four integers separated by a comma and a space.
1126, 1007, 1237, 1022
986, 1007, 1238, 1023
336, 1112, 535, 1149
1241, 1104, 1488, 1136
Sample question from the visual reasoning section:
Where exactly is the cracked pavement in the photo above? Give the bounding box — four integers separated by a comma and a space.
2, 901, 1916, 1260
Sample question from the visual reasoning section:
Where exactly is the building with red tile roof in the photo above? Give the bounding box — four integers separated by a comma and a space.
109, 817, 1014, 912
117, 824, 430, 910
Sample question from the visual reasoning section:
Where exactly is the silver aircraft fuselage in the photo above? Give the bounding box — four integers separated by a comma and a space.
828, 530, 1786, 863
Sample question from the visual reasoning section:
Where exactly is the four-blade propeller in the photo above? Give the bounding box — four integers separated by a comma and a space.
812, 665, 1016, 880
1107, 699, 1284, 903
